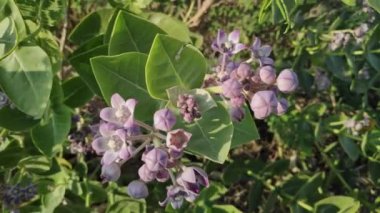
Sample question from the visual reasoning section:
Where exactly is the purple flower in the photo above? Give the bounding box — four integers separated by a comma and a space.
159, 185, 196, 209
250, 91, 278, 119
92, 127, 132, 165
177, 94, 201, 123
127, 180, 149, 199
142, 148, 168, 172
154, 109, 176, 132
176, 166, 209, 195
235, 63, 252, 80
166, 129, 192, 152
101, 163, 121, 182
230, 107, 245, 122
230, 95, 245, 108
100, 93, 137, 128
276, 69, 298, 93
156, 169, 170, 182
211, 30, 246, 55
276, 98, 288, 115
222, 78, 242, 98
138, 164, 157, 182
251, 37, 274, 66
259, 66, 276, 85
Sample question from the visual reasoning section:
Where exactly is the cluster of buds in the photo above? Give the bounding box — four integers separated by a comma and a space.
91, 94, 209, 209
177, 94, 201, 123
329, 23, 369, 51
0, 184, 37, 211
208, 29, 298, 120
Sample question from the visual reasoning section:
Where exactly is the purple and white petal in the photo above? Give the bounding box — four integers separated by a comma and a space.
111, 93, 125, 109
228, 30, 240, 44
232, 43, 246, 54
102, 150, 118, 165
100, 107, 119, 125
91, 137, 109, 154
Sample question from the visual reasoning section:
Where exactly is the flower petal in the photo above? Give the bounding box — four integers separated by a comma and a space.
100, 107, 118, 124
125, 99, 138, 115
228, 30, 240, 44
232, 43, 246, 54
102, 150, 118, 165
99, 123, 117, 137
217, 29, 227, 46
111, 93, 125, 108
92, 137, 108, 154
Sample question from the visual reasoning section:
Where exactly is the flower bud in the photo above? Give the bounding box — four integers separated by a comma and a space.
142, 148, 168, 172
156, 169, 170, 182
101, 163, 121, 182
236, 63, 251, 80
166, 129, 192, 152
230, 95, 245, 108
276, 69, 298, 93
154, 108, 176, 132
276, 98, 288, 115
222, 78, 242, 98
138, 164, 157, 182
230, 107, 245, 122
250, 91, 277, 119
177, 167, 209, 195
259, 66, 276, 85
127, 180, 149, 199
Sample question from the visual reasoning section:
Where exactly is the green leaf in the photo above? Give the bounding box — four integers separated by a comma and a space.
0, 0, 26, 39
368, 160, 380, 186
91, 52, 160, 121
146, 34, 207, 100
0, 16, 17, 59
212, 205, 242, 213
0, 105, 39, 130
181, 102, 233, 163
62, 77, 93, 108
368, 0, 380, 13
31, 80, 71, 157
69, 44, 108, 95
41, 185, 66, 212
0, 45, 52, 118
314, 196, 360, 213
147, 12, 191, 43
18, 155, 51, 174
107, 199, 146, 213
231, 104, 260, 148
108, 11, 165, 55
338, 135, 360, 161
341, 0, 356, 6
68, 9, 115, 44
0, 139, 26, 169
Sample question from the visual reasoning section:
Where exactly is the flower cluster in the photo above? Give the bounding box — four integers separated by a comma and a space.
329, 23, 369, 51
344, 114, 372, 136
207, 30, 298, 120
91, 94, 209, 209
0, 184, 37, 211
177, 94, 201, 123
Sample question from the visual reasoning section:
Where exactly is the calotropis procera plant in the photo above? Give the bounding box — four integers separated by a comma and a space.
89, 29, 297, 208
92, 94, 209, 208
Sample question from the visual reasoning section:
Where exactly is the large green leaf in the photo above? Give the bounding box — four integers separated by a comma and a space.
62, 77, 93, 108
41, 185, 66, 212
368, 0, 380, 13
0, 139, 26, 169
107, 199, 146, 213
69, 44, 108, 95
0, 16, 17, 59
69, 9, 115, 45
31, 80, 71, 157
181, 102, 233, 163
146, 12, 191, 43
91, 52, 159, 121
0, 106, 39, 131
0, 46, 52, 118
231, 104, 260, 148
108, 11, 165, 55
314, 196, 360, 213
146, 34, 207, 100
